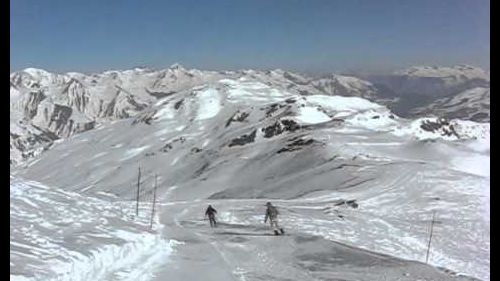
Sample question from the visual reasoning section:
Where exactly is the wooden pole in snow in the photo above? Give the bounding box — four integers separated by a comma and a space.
136, 167, 141, 216
426, 211, 437, 264
150, 174, 158, 229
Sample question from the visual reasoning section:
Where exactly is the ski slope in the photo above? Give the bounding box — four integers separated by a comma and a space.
11, 78, 489, 280
147, 198, 482, 281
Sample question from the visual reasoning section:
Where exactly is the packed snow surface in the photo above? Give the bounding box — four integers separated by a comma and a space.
10, 177, 177, 281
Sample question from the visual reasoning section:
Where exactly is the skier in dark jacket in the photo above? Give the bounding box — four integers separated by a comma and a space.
205, 205, 217, 227
264, 202, 284, 235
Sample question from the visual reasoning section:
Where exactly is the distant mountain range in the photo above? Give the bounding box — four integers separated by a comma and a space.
361, 65, 490, 120
10, 64, 489, 166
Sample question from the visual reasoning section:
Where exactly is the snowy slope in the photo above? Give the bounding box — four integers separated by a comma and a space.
153, 198, 481, 281
10, 176, 178, 281
12, 78, 489, 280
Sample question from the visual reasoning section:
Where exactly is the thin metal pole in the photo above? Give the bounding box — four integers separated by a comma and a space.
136, 167, 141, 216
150, 174, 158, 229
426, 211, 437, 263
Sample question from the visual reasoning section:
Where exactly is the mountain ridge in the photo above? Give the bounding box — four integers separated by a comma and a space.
10, 64, 490, 166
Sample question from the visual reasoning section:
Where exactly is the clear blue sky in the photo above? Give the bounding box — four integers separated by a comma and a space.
10, 0, 489, 74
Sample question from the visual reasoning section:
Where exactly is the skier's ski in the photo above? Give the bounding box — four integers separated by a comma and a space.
274, 229, 286, 235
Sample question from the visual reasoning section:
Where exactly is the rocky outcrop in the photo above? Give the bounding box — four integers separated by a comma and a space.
420, 118, 460, 138
262, 119, 301, 138
228, 130, 257, 147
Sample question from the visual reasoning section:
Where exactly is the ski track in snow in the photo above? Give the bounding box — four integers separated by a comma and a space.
215, 199, 488, 281
154, 199, 483, 281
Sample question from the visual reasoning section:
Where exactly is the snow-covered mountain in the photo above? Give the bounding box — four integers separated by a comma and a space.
11, 64, 490, 166
8, 66, 367, 165
312, 74, 379, 99
387, 65, 490, 98
409, 87, 490, 122
394, 65, 490, 81
365, 65, 490, 119
12, 76, 489, 280
9, 64, 228, 165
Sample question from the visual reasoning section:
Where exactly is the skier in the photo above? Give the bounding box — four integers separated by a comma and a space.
264, 202, 284, 235
205, 205, 217, 227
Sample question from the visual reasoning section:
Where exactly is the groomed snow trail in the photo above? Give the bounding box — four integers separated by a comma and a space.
152, 199, 480, 281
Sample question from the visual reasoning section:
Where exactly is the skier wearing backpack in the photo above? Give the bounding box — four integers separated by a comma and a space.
205, 205, 217, 227
264, 202, 284, 235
